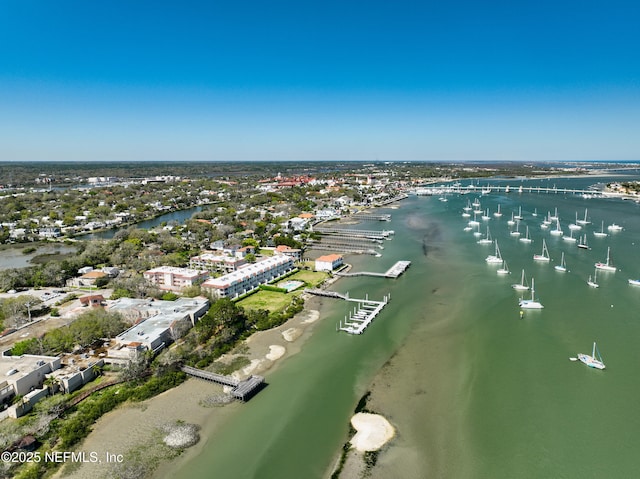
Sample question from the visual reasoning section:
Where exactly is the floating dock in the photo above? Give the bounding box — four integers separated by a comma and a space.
181, 365, 264, 401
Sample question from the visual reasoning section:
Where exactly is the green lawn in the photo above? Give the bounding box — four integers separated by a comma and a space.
236, 270, 328, 312
287, 270, 328, 288
238, 290, 294, 312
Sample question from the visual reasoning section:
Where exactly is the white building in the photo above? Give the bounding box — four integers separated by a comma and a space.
189, 253, 247, 273
201, 255, 295, 299
0, 354, 61, 417
315, 254, 344, 272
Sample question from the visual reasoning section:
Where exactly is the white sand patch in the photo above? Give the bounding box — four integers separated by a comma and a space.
350, 413, 395, 452
282, 327, 301, 342
302, 309, 320, 324
266, 345, 285, 361
230, 359, 263, 379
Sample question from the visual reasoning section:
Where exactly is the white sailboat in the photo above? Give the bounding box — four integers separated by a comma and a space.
493, 204, 502, 217
497, 260, 510, 275
562, 228, 577, 243
577, 342, 605, 370
568, 211, 582, 231
577, 234, 589, 250
576, 208, 590, 225
481, 208, 491, 221
533, 238, 550, 262
468, 211, 480, 227
512, 269, 530, 290
519, 225, 532, 243
607, 223, 623, 232
549, 207, 559, 222
507, 212, 515, 226
593, 220, 608, 237
473, 223, 482, 237
519, 277, 544, 309
477, 226, 493, 244
509, 220, 521, 237
486, 240, 503, 264
587, 268, 599, 288
462, 210, 471, 218
463, 200, 472, 212
532, 207, 538, 217
595, 247, 616, 272
554, 252, 567, 272
514, 206, 523, 220
550, 218, 564, 236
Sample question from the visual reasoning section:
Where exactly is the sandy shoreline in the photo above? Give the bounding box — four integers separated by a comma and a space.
55, 296, 326, 479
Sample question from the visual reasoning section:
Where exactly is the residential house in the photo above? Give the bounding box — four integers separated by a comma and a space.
315, 254, 344, 272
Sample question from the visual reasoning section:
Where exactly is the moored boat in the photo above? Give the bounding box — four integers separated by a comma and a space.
577, 342, 605, 370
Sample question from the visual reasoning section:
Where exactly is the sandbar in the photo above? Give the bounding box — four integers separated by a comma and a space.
349, 412, 395, 452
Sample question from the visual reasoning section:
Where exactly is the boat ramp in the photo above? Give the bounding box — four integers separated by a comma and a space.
181, 365, 264, 401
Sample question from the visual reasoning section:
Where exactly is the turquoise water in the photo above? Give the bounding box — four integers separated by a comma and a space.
174, 175, 640, 479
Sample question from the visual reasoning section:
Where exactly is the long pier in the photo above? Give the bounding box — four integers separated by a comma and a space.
304, 289, 349, 300
181, 365, 264, 401
351, 213, 392, 221
312, 227, 395, 240
335, 260, 411, 278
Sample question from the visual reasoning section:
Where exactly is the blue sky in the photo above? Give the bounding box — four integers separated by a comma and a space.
1, 0, 639, 162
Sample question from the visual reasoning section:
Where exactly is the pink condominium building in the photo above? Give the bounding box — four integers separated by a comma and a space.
143, 266, 210, 291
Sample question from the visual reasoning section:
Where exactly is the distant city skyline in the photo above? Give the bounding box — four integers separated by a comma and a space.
1, 1, 639, 162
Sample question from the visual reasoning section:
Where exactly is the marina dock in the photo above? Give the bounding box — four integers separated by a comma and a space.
304, 289, 391, 335
181, 365, 264, 401
338, 294, 390, 335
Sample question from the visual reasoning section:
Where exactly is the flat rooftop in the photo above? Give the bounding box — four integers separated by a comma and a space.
0, 354, 58, 379
108, 296, 208, 316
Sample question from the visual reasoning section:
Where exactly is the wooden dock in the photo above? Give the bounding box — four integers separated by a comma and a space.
181, 365, 264, 401
304, 289, 349, 300
351, 213, 392, 221
312, 227, 395, 241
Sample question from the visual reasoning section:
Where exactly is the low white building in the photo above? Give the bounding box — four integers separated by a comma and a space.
0, 354, 61, 417
315, 254, 344, 272
201, 255, 295, 299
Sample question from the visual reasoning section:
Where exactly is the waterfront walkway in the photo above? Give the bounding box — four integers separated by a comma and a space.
181, 365, 264, 401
